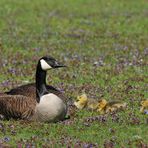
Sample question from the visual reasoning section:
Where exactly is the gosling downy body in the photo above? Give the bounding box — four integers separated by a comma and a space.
0, 56, 67, 122
97, 99, 127, 114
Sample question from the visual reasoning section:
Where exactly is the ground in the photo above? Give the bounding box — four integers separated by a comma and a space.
0, 0, 148, 147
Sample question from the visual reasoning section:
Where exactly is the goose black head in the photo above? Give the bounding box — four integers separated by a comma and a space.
39, 56, 66, 71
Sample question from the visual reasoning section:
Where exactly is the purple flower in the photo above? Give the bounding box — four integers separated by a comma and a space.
83, 143, 96, 148
144, 110, 148, 115
4, 137, 10, 142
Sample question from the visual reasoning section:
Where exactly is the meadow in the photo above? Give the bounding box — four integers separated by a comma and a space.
0, 0, 148, 147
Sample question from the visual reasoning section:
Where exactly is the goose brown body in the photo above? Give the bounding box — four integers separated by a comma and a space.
0, 95, 36, 120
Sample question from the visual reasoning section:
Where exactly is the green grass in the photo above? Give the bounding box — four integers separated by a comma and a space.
0, 0, 148, 147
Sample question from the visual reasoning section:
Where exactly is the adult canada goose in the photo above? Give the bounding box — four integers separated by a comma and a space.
0, 56, 67, 122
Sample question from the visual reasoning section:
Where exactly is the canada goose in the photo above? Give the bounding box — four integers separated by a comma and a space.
0, 56, 67, 122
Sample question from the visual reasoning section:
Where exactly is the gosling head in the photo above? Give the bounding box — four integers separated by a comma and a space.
74, 94, 88, 109
39, 56, 66, 71
97, 99, 108, 110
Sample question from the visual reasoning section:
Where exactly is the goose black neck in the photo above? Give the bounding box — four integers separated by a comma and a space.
36, 62, 48, 103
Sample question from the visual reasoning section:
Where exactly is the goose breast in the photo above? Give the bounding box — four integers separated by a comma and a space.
35, 93, 67, 122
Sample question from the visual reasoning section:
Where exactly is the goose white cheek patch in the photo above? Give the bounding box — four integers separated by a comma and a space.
40, 59, 52, 70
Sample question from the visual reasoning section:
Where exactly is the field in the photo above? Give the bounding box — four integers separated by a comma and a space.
0, 0, 148, 147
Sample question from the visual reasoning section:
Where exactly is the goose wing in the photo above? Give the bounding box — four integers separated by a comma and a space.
6, 83, 36, 99
0, 95, 36, 120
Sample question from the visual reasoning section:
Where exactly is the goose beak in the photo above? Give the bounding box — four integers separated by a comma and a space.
53, 61, 67, 68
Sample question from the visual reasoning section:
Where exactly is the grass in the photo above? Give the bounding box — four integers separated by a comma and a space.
0, 0, 148, 147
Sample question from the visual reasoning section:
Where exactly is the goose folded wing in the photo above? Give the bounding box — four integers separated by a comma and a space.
0, 95, 36, 120
6, 83, 36, 98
